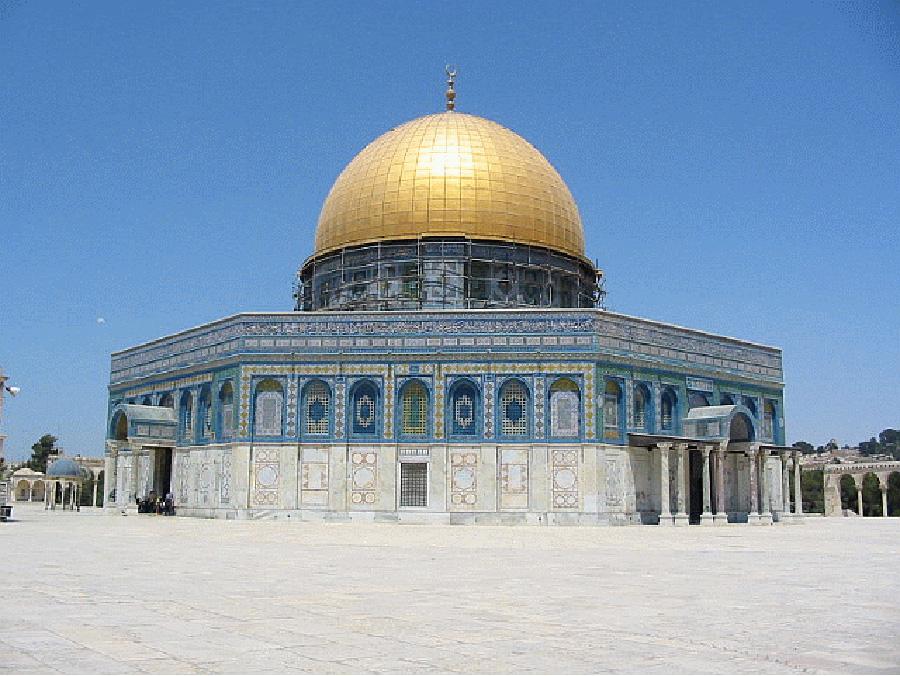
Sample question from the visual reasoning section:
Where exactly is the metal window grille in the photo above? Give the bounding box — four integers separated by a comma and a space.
661, 393, 674, 430
305, 383, 330, 435
633, 389, 646, 429
500, 381, 528, 436
604, 396, 619, 429
400, 463, 428, 507
401, 383, 427, 436
255, 391, 283, 436
763, 413, 774, 440
453, 391, 476, 434
181, 397, 193, 437
221, 404, 233, 438
549, 379, 580, 438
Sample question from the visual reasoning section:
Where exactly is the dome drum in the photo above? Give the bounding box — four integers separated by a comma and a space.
296, 237, 602, 311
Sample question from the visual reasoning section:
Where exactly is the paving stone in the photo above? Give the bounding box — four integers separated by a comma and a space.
1, 504, 898, 673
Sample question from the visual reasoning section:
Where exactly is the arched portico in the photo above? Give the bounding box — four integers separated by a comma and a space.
823, 461, 900, 517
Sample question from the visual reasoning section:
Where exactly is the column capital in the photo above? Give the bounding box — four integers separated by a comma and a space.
780, 450, 791, 462
792, 448, 802, 462
745, 447, 759, 458
674, 442, 689, 452
657, 442, 673, 452
701, 445, 713, 458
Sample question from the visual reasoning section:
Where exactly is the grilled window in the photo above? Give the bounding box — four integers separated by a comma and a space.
549, 379, 580, 438
352, 381, 379, 436
500, 380, 528, 436
304, 382, 330, 435
254, 380, 284, 437
219, 381, 234, 439
401, 381, 428, 437
400, 463, 428, 507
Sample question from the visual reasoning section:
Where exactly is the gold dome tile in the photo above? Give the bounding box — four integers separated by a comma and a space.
314, 112, 586, 261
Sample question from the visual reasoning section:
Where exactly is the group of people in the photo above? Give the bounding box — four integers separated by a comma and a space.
136, 490, 175, 515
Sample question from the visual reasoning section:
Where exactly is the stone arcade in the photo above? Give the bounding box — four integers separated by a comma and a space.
105, 78, 798, 525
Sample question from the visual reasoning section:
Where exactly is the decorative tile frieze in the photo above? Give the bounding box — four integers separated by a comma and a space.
110, 310, 783, 386
534, 375, 546, 439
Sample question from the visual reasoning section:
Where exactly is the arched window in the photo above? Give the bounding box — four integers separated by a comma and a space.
660, 387, 677, 432
549, 378, 580, 438
762, 400, 776, 441
688, 391, 709, 410
350, 380, 379, 437
729, 412, 754, 442
112, 411, 128, 441
198, 385, 212, 439
218, 381, 234, 439
303, 380, 331, 436
633, 384, 650, 431
179, 391, 193, 440
448, 380, 479, 437
499, 379, 529, 437
159, 392, 174, 408
603, 380, 621, 438
254, 379, 284, 437
400, 380, 429, 438
720, 393, 735, 406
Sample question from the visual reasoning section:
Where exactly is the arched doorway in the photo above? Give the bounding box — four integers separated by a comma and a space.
31, 480, 46, 502
861, 473, 882, 516
729, 412, 754, 442
15, 480, 30, 501
840, 474, 859, 514
888, 472, 900, 517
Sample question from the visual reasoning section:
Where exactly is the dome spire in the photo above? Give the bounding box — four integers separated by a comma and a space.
444, 64, 457, 111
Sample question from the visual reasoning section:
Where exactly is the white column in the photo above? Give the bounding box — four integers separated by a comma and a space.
856, 484, 864, 516
758, 447, 772, 524
673, 443, 689, 526
715, 444, 728, 523
780, 452, 791, 522
658, 443, 673, 526
793, 450, 803, 516
746, 448, 759, 521
701, 445, 713, 525
882, 487, 889, 517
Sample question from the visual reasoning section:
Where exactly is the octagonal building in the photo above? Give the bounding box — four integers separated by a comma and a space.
105, 82, 799, 525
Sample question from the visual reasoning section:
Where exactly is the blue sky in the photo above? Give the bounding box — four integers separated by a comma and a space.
1, 1, 898, 459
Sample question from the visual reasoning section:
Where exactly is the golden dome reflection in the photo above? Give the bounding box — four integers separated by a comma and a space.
314, 112, 587, 261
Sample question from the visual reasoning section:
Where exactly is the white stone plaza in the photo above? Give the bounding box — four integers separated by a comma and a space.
1, 506, 898, 674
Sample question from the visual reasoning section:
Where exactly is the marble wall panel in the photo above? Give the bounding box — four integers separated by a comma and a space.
499, 447, 529, 510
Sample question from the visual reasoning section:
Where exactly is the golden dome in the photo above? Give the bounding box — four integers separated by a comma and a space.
314, 112, 587, 261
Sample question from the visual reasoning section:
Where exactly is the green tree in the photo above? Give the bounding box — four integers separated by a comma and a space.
839, 474, 858, 513
792, 441, 814, 454
857, 428, 899, 459
862, 473, 882, 516
28, 434, 58, 473
797, 468, 824, 513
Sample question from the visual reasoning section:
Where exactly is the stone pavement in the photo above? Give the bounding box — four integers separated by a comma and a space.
1, 505, 898, 674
